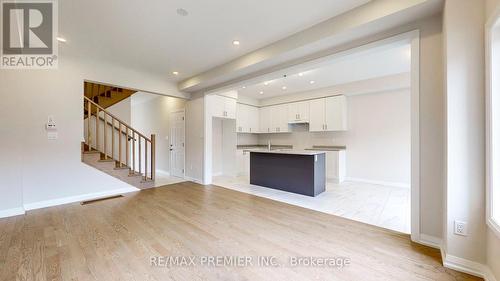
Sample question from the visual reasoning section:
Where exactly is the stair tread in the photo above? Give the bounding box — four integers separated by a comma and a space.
98, 158, 115, 162
114, 166, 130, 170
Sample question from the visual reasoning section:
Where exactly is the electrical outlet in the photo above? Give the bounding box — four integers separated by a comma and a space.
454, 220, 468, 236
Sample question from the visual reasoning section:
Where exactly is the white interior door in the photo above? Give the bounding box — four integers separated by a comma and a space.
170, 111, 185, 178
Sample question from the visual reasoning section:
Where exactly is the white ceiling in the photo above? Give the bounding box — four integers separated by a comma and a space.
59, 0, 370, 81
234, 43, 411, 100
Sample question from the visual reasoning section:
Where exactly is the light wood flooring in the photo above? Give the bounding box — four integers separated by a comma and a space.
0, 182, 481, 281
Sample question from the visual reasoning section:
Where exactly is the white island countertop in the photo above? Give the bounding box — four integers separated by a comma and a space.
245, 149, 326, 155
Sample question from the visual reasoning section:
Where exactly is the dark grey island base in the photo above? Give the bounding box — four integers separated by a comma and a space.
249, 151, 326, 197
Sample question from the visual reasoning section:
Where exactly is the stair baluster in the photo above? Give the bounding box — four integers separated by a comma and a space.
83, 96, 155, 181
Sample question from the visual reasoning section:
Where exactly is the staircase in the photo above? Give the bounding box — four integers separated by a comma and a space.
82, 89, 156, 190
84, 81, 136, 116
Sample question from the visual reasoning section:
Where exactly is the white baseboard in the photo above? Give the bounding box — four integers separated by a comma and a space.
414, 234, 441, 249
441, 247, 498, 281
344, 177, 410, 188
184, 175, 203, 184
156, 169, 170, 177
23, 187, 139, 211
0, 207, 26, 219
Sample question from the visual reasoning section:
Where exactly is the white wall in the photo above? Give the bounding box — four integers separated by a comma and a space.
486, 0, 500, 279
256, 89, 411, 185
131, 93, 186, 175
0, 54, 188, 215
185, 93, 205, 183
107, 97, 131, 123
443, 0, 486, 266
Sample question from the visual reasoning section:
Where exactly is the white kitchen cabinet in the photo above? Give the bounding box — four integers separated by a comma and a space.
224, 97, 237, 119
309, 99, 326, 132
259, 107, 272, 133
325, 96, 347, 131
270, 104, 289, 133
309, 95, 347, 132
207, 94, 236, 119
248, 106, 259, 133
325, 151, 346, 183
237, 104, 259, 133
288, 101, 310, 123
236, 149, 250, 177
236, 103, 247, 133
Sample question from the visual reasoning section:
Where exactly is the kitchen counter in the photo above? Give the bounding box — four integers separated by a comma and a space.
246, 149, 325, 155
305, 145, 346, 151
237, 144, 293, 150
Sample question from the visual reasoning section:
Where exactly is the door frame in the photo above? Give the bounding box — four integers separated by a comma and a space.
169, 109, 186, 178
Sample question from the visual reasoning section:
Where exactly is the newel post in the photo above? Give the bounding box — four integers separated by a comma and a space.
151, 134, 156, 180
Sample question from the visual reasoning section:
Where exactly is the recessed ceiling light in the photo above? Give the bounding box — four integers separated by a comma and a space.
232, 40, 240, 46
282, 86, 287, 90
264, 81, 269, 86
172, 71, 179, 75
309, 80, 315, 84
259, 91, 264, 95
56, 37, 67, 43
176, 8, 189, 16
242, 86, 246, 89
298, 72, 304, 77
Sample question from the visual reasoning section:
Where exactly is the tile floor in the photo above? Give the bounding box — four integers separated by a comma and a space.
212, 175, 410, 234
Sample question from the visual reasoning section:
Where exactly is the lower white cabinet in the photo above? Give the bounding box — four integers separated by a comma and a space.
236, 149, 250, 176
325, 151, 346, 183
309, 95, 347, 132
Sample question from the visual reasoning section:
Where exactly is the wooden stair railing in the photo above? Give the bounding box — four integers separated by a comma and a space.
84, 96, 155, 181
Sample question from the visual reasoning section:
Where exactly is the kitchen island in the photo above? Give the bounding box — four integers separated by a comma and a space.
249, 150, 326, 197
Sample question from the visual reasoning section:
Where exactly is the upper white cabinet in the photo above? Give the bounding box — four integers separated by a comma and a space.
224, 97, 237, 119
309, 95, 347, 132
270, 104, 289, 133
259, 105, 288, 133
309, 99, 326, 132
288, 101, 310, 123
207, 94, 236, 119
233, 95, 346, 134
259, 107, 272, 133
237, 104, 259, 133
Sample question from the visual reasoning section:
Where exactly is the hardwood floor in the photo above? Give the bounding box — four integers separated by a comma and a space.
0, 182, 481, 281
